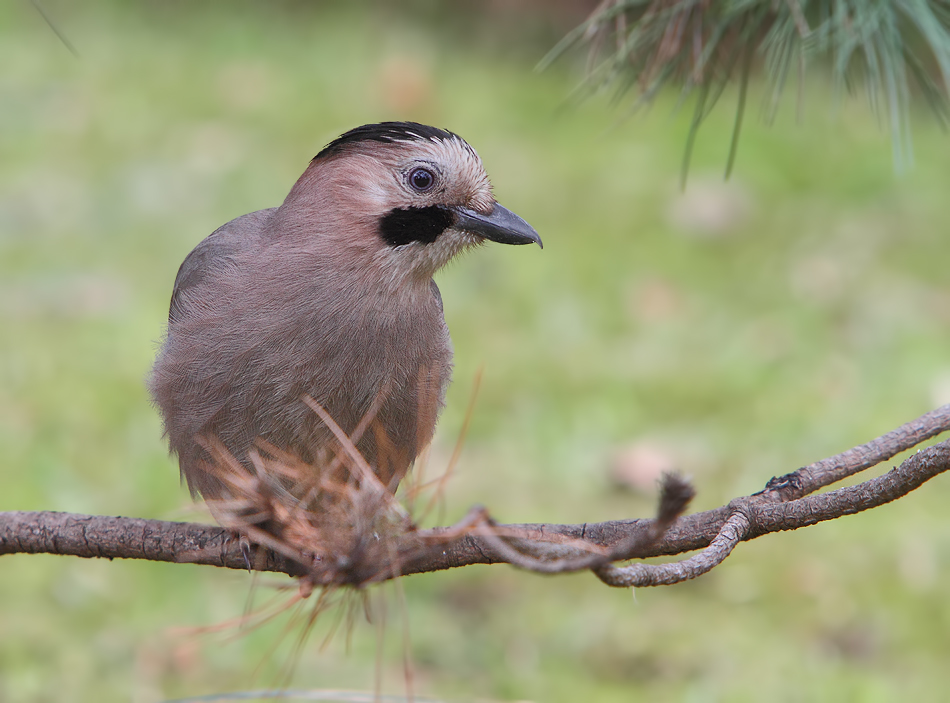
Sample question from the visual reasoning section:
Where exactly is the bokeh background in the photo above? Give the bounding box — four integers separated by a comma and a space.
2, 1, 950, 701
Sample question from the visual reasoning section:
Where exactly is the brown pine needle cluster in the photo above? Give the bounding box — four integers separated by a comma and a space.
194, 431, 413, 588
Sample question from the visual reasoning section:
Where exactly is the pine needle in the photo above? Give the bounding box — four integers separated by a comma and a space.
542, 0, 950, 177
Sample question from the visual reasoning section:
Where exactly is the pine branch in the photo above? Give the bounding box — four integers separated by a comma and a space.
541, 0, 950, 177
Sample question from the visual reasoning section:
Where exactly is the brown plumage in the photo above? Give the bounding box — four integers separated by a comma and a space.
150, 122, 540, 504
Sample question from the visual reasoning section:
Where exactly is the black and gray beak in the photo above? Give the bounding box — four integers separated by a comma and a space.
451, 203, 542, 248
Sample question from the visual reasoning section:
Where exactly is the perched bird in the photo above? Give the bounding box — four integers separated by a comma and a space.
150, 122, 541, 507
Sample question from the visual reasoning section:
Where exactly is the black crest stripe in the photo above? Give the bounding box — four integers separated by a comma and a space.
314, 122, 459, 161
379, 206, 456, 247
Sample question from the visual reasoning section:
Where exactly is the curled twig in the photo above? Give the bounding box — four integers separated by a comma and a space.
593, 511, 749, 587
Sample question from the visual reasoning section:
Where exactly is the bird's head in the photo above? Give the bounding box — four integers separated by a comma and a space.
277, 122, 541, 283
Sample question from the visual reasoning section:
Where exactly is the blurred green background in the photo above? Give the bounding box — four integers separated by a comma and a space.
2, 1, 950, 701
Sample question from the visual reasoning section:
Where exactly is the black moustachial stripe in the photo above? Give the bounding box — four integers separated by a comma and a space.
379, 206, 456, 247
314, 122, 458, 161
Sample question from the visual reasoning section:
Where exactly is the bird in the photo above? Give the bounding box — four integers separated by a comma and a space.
150, 121, 541, 512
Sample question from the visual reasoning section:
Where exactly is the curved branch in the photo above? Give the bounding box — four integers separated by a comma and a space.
2, 406, 949, 587
592, 512, 749, 588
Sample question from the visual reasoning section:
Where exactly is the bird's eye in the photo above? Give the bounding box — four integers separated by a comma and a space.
408, 167, 436, 193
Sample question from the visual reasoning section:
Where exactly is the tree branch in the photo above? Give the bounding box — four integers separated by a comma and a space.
0, 512, 306, 576
2, 405, 949, 588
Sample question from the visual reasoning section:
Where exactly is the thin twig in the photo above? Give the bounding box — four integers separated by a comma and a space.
30, 0, 79, 57
765, 403, 950, 499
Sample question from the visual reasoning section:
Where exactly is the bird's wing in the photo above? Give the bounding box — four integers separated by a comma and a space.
429, 279, 443, 313
168, 208, 276, 323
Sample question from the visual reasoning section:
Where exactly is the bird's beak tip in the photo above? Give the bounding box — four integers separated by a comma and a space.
523, 232, 543, 249
452, 203, 543, 250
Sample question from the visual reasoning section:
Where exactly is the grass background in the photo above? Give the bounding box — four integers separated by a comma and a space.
1, 1, 950, 701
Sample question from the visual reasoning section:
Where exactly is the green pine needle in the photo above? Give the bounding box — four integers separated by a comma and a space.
541, 0, 950, 178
